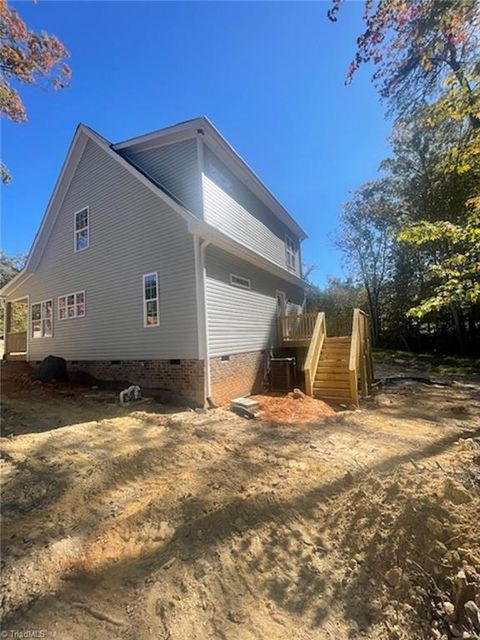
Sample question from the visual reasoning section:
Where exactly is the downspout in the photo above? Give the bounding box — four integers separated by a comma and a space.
194, 234, 216, 407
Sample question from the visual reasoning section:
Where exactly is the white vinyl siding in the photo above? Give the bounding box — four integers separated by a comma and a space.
58, 291, 85, 320
206, 246, 305, 356
31, 299, 53, 338
74, 207, 89, 252
9, 138, 198, 361
119, 139, 202, 216
203, 147, 302, 276
143, 273, 159, 327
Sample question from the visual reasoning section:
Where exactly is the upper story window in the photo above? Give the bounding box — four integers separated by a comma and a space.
31, 299, 53, 338
143, 272, 159, 327
58, 291, 86, 320
230, 273, 251, 290
74, 207, 89, 252
285, 234, 297, 271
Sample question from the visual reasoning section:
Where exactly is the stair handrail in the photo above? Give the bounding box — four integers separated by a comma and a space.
349, 308, 374, 405
304, 312, 326, 397
348, 309, 361, 405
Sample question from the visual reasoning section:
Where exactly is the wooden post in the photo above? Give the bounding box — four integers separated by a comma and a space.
3, 301, 11, 360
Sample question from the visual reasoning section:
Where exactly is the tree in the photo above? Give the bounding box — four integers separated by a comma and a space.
329, 0, 480, 128
306, 275, 366, 314
337, 181, 395, 344
0, 0, 71, 182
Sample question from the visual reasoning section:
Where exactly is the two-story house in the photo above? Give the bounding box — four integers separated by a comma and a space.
1, 117, 308, 406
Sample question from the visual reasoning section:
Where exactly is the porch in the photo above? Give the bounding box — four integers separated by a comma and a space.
3, 298, 28, 361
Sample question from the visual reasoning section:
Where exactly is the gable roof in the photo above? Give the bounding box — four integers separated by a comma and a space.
113, 116, 308, 241
2, 120, 306, 297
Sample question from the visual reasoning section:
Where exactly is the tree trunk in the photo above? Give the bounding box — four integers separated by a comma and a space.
450, 304, 465, 354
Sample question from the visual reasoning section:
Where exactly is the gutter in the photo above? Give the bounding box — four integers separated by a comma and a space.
188, 220, 305, 288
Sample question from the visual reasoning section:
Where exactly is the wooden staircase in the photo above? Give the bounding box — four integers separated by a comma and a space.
298, 309, 373, 407
313, 337, 352, 404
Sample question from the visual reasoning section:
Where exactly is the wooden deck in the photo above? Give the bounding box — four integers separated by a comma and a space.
277, 310, 373, 406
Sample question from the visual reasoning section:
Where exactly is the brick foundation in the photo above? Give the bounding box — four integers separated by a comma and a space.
67, 359, 205, 407
210, 351, 266, 406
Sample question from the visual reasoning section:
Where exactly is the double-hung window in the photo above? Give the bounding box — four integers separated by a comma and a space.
285, 234, 297, 270
58, 291, 86, 320
31, 300, 53, 338
143, 273, 159, 327
74, 207, 89, 252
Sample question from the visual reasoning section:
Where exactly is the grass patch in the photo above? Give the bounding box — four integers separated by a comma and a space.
373, 348, 480, 375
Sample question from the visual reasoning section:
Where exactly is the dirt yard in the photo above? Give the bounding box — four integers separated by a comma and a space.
1, 361, 479, 639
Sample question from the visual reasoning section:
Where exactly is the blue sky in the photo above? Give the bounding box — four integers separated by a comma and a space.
2, 1, 391, 286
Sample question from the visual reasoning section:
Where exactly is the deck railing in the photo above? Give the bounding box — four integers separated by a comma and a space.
5, 331, 27, 359
277, 312, 317, 343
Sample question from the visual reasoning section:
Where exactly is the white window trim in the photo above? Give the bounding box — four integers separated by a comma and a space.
285, 233, 297, 271
74, 206, 90, 253
230, 273, 251, 290
143, 272, 160, 328
58, 290, 86, 320
31, 299, 54, 339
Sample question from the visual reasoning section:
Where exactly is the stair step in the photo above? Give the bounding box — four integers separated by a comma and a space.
313, 387, 353, 398
313, 379, 350, 393
315, 372, 350, 380
322, 350, 350, 356
314, 394, 353, 404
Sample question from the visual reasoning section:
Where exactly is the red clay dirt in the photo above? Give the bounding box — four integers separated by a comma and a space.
251, 391, 336, 424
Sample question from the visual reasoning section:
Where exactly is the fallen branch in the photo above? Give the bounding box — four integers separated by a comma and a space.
72, 602, 126, 627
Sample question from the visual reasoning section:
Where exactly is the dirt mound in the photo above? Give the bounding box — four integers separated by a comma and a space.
252, 390, 336, 424
325, 436, 480, 639
1, 371, 479, 639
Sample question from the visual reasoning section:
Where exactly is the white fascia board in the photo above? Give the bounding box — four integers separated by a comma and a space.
0, 271, 32, 298
188, 219, 306, 289
112, 118, 204, 151
1, 126, 89, 298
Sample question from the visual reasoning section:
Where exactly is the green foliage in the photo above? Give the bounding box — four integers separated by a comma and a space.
0, 251, 27, 333
329, 0, 480, 127
398, 208, 480, 316
332, 0, 480, 354
306, 276, 366, 317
